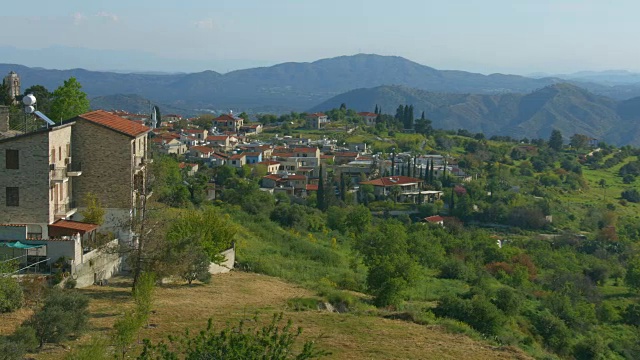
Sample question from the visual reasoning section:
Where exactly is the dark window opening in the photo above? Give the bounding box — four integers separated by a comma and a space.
6, 187, 19, 206
6, 149, 18, 169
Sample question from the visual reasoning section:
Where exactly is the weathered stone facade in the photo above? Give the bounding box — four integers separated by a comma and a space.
72, 119, 146, 210
0, 124, 76, 238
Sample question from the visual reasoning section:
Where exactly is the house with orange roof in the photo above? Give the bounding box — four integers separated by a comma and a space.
306, 112, 329, 129
358, 112, 378, 126
213, 113, 244, 132
206, 135, 231, 151
359, 176, 441, 204
190, 146, 216, 158
257, 160, 280, 174
229, 153, 246, 168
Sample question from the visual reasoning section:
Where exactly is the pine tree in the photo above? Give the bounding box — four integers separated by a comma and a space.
317, 164, 325, 211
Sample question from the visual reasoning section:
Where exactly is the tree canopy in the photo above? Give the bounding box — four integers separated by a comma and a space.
49, 77, 90, 122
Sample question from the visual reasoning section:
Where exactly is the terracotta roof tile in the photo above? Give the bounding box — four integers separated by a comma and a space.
360, 176, 423, 187
48, 219, 98, 234
77, 110, 150, 137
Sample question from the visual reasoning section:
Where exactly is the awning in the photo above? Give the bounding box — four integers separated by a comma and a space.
48, 220, 98, 237
0, 241, 44, 249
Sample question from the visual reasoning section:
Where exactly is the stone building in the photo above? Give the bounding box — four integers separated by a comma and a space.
3, 71, 20, 105
0, 110, 151, 238
0, 122, 81, 238
70, 110, 151, 233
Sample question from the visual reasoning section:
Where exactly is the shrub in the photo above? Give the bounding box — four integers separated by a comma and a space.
138, 313, 329, 359
492, 287, 521, 316
0, 276, 23, 313
621, 188, 640, 203
439, 258, 470, 280
64, 278, 77, 289
433, 294, 506, 336
24, 290, 89, 347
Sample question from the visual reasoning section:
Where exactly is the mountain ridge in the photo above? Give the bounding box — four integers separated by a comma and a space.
309, 83, 640, 145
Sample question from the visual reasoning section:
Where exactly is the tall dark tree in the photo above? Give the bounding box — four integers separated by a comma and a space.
317, 165, 326, 211
449, 189, 455, 211
442, 158, 447, 184
421, 111, 425, 120
374, 104, 379, 115
413, 155, 417, 178
431, 159, 436, 184
391, 152, 396, 176
339, 173, 346, 202
549, 129, 564, 152
395, 105, 404, 121
340, 103, 347, 111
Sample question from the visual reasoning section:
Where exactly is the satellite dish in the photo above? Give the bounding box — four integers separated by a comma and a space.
24, 105, 35, 114
23, 94, 36, 106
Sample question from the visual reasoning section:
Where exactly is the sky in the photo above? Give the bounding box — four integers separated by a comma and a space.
0, 0, 639, 74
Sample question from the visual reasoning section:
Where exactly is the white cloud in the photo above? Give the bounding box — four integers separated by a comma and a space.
72, 12, 86, 25
96, 11, 119, 22
194, 18, 217, 30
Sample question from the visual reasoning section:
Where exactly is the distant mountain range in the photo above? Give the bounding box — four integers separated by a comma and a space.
3, 54, 640, 144
310, 83, 640, 145
5, 53, 640, 114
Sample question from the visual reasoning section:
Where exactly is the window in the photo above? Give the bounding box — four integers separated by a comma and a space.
5, 149, 18, 169
58, 146, 61, 161
6, 187, 19, 206
51, 148, 56, 164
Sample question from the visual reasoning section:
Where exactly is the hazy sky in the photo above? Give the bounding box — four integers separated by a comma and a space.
0, 0, 638, 74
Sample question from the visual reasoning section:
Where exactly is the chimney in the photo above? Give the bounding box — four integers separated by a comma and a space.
0, 106, 9, 132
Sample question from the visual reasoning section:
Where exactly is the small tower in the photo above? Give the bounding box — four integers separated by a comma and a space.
3, 71, 20, 105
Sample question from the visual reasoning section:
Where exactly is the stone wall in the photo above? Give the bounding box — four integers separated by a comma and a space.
74, 239, 122, 288
0, 129, 51, 227
0, 106, 9, 132
72, 119, 134, 209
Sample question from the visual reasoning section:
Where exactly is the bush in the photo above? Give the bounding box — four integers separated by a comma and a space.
621, 188, 640, 203
64, 278, 77, 289
24, 290, 89, 347
138, 313, 329, 359
433, 294, 505, 336
492, 287, 521, 316
0, 276, 23, 313
439, 258, 470, 280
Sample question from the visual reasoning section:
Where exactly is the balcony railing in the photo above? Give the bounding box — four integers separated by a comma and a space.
134, 156, 153, 170
54, 200, 77, 217
66, 162, 82, 176
50, 162, 82, 181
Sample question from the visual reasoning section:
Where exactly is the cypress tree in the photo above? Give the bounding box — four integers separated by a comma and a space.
442, 158, 447, 186
421, 111, 425, 120
413, 155, 417, 178
340, 173, 346, 201
317, 164, 325, 211
449, 188, 455, 211
374, 104, 379, 115
391, 153, 395, 176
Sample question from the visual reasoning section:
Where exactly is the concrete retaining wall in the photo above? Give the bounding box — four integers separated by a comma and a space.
208, 246, 235, 274
74, 239, 123, 288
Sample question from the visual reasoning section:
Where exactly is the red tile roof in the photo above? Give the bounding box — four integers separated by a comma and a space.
178, 162, 197, 169
230, 154, 246, 160
424, 215, 444, 223
78, 110, 150, 137
207, 135, 229, 141
48, 219, 98, 235
258, 161, 280, 166
214, 114, 243, 121
360, 176, 423, 187
306, 184, 319, 191
294, 147, 319, 153
358, 112, 377, 117
335, 152, 358, 157
307, 112, 326, 118
191, 146, 214, 154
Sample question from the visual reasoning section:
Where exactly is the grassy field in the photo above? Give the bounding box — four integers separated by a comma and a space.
1, 272, 532, 360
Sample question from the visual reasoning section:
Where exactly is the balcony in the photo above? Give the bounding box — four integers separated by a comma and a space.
66, 162, 82, 177
54, 199, 77, 219
50, 162, 82, 182
134, 156, 153, 170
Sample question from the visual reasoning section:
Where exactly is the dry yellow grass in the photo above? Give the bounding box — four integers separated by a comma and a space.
2, 272, 532, 360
